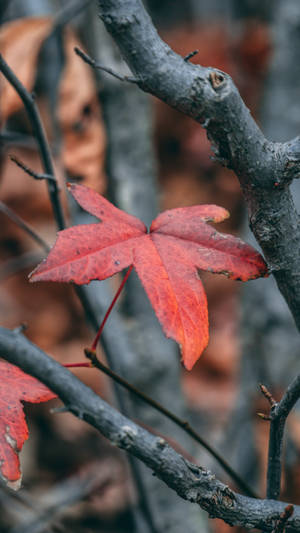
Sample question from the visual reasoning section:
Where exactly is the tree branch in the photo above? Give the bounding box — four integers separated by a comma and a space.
266, 375, 300, 500
0, 201, 50, 253
74, 46, 139, 83
85, 349, 257, 498
95, 0, 300, 332
0, 326, 299, 531
0, 55, 66, 231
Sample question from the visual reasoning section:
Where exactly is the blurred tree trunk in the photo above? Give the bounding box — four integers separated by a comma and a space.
3, 0, 54, 18
232, 0, 272, 21
79, 4, 210, 532
147, 0, 232, 27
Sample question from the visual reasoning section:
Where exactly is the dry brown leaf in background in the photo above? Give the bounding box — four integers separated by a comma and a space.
0, 17, 52, 123
58, 29, 106, 193
0, 17, 106, 193
0, 18, 106, 353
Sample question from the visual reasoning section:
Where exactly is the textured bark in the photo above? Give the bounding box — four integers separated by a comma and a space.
0, 326, 300, 531
95, 0, 300, 337
224, 0, 300, 490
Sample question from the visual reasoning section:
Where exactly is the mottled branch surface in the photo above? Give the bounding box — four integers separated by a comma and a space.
96, 0, 300, 331
267, 374, 300, 500
0, 326, 299, 531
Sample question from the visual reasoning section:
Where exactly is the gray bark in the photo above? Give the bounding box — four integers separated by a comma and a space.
226, 0, 300, 487
217, 0, 300, 492
0, 326, 300, 532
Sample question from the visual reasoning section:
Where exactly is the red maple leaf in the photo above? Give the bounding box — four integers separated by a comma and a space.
30, 184, 268, 370
0, 360, 56, 487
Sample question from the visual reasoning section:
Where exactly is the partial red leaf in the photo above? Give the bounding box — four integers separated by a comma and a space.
0, 360, 56, 488
30, 184, 268, 370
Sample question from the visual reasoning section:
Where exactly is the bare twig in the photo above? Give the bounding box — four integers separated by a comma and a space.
0, 55, 65, 231
84, 348, 257, 499
0, 131, 36, 149
10, 155, 56, 184
260, 384, 278, 408
183, 50, 199, 62
266, 375, 300, 499
0, 326, 299, 531
257, 412, 272, 421
74, 47, 139, 83
0, 201, 50, 253
272, 504, 294, 533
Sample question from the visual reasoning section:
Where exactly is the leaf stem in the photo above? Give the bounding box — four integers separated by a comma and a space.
0, 54, 65, 231
90, 265, 134, 351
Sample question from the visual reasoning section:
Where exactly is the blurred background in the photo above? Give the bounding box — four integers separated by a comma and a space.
0, 1, 300, 532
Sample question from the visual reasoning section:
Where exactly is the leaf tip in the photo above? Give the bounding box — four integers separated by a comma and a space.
181, 339, 208, 371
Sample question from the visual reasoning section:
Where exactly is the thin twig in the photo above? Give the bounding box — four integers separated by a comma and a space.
257, 412, 272, 421
0, 54, 65, 231
83, 349, 257, 499
184, 50, 199, 62
272, 504, 294, 533
0, 131, 36, 148
74, 47, 139, 83
0, 201, 50, 253
260, 383, 277, 408
266, 375, 300, 500
10, 154, 56, 184
12, 324, 28, 335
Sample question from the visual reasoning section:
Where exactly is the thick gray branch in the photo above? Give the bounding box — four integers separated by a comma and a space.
96, 0, 300, 331
0, 326, 299, 531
